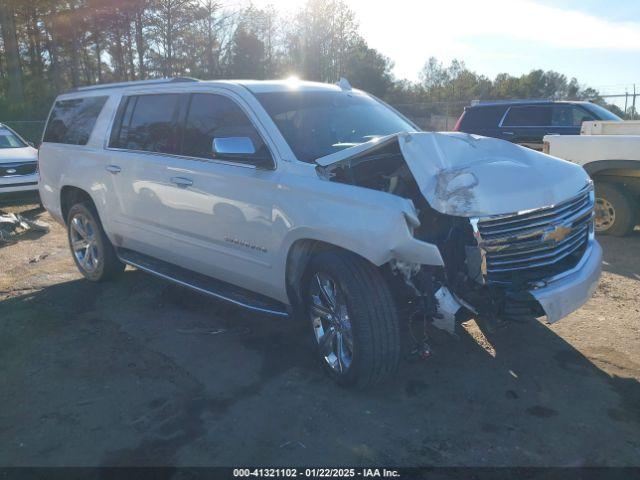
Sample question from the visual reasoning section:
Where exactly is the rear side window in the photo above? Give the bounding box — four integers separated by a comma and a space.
43, 96, 108, 145
551, 105, 594, 126
582, 103, 622, 121
110, 94, 181, 154
459, 106, 507, 129
502, 106, 552, 127
182, 93, 268, 161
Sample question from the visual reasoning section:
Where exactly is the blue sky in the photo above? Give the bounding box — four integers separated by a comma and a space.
249, 0, 640, 96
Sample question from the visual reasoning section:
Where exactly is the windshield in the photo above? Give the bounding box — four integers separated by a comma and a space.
0, 128, 27, 148
255, 90, 415, 163
583, 103, 622, 121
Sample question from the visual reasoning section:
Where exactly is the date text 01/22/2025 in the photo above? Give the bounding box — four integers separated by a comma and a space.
233, 468, 401, 478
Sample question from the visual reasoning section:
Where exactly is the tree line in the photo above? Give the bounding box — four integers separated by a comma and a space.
0, 0, 622, 122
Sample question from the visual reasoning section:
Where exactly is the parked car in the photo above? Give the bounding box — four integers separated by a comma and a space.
454, 100, 621, 150
544, 120, 640, 236
39, 78, 601, 387
0, 123, 39, 206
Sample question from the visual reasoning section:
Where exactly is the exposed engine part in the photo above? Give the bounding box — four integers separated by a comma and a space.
433, 287, 462, 334
390, 259, 443, 358
390, 260, 422, 296
411, 339, 432, 361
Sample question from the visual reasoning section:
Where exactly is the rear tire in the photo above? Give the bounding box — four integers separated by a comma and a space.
67, 202, 125, 282
594, 182, 636, 236
303, 250, 400, 388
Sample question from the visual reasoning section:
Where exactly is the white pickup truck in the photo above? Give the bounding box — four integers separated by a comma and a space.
544, 121, 640, 236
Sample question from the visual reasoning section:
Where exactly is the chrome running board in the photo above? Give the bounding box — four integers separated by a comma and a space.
116, 248, 289, 318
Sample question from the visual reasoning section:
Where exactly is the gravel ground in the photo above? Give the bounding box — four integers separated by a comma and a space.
0, 204, 639, 467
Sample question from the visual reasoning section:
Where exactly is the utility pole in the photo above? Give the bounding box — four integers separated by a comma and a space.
624, 90, 629, 118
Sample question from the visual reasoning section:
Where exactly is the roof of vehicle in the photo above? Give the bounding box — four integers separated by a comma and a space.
63, 77, 349, 97
233, 79, 346, 93
467, 99, 593, 109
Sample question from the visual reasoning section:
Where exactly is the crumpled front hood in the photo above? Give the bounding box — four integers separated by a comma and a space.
0, 146, 38, 164
317, 132, 591, 217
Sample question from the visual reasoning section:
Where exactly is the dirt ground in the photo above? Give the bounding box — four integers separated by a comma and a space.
0, 204, 639, 467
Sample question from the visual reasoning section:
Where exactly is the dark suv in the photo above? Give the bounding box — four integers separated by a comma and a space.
454, 100, 621, 150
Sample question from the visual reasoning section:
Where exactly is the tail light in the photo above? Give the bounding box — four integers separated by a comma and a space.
453, 111, 465, 131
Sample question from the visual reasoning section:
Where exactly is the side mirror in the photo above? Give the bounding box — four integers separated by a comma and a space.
212, 137, 273, 169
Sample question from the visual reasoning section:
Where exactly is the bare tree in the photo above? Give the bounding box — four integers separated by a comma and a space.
150, 0, 198, 77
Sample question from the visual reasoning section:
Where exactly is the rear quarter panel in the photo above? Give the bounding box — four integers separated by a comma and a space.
38, 94, 120, 226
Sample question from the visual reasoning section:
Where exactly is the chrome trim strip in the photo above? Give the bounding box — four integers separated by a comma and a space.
0, 174, 38, 179
105, 147, 260, 170
118, 254, 289, 317
486, 234, 588, 272
0, 161, 37, 166
486, 222, 589, 259
0, 181, 38, 188
104, 90, 279, 170
497, 104, 588, 129
478, 182, 593, 223
480, 206, 593, 244
478, 196, 592, 235
497, 106, 511, 128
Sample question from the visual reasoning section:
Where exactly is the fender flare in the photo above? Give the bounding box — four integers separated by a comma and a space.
583, 159, 640, 176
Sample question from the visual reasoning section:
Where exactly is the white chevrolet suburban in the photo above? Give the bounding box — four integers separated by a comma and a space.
39, 78, 602, 387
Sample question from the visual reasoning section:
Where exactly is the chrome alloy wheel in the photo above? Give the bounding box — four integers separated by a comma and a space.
69, 213, 101, 273
595, 196, 616, 232
309, 272, 354, 374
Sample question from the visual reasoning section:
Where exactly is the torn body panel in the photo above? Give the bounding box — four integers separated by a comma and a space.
316, 131, 591, 218
316, 131, 601, 327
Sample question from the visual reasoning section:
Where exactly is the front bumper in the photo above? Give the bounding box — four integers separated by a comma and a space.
0, 173, 39, 194
529, 240, 602, 323
0, 173, 40, 206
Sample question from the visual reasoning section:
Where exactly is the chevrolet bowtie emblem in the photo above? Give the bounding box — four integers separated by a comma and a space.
543, 224, 572, 243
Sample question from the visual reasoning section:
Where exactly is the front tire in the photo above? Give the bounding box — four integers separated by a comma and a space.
67, 202, 124, 282
594, 182, 636, 236
303, 251, 400, 388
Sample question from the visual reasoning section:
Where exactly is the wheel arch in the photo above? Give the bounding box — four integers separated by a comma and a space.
284, 237, 380, 315
60, 185, 96, 224
583, 159, 640, 177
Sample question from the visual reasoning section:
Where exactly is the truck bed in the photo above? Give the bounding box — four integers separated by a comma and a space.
543, 134, 640, 166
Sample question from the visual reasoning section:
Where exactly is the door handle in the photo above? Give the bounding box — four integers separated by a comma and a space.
502, 131, 515, 136
170, 176, 193, 188
105, 165, 121, 174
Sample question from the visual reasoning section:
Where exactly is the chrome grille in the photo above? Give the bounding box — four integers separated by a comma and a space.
0, 161, 37, 178
473, 184, 594, 286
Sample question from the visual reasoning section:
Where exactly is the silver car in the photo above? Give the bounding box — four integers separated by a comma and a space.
0, 123, 39, 205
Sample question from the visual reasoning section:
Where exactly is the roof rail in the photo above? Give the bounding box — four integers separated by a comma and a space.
337, 77, 352, 91
68, 77, 200, 93
470, 98, 555, 106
